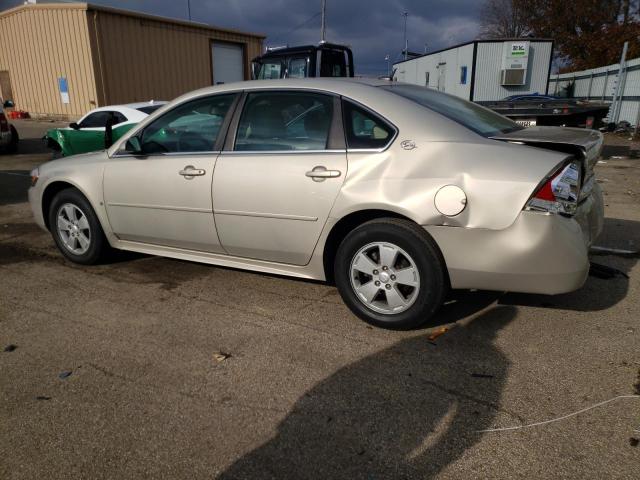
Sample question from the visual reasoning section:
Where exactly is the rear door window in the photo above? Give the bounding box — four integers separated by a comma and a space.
235, 91, 333, 151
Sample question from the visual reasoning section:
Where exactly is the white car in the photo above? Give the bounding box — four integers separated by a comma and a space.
46, 101, 167, 156
69, 101, 167, 131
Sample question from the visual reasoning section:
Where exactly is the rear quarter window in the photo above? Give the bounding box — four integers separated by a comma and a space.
342, 100, 394, 150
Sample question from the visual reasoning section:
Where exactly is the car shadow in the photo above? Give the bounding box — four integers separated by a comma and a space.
14, 137, 50, 155
218, 305, 517, 479
500, 216, 637, 312
0, 170, 30, 206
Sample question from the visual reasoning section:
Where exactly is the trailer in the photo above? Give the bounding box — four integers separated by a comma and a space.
478, 95, 610, 129
393, 39, 553, 102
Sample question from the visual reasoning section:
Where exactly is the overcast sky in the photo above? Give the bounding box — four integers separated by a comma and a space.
0, 0, 482, 75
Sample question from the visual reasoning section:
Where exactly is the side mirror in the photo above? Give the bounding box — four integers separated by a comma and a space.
3, 100, 14, 109
124, 136, 142, 154
69, 122, 80, 130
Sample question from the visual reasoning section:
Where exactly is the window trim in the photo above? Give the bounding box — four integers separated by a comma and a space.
225, 89, 345, 153
340, 97, 398, 153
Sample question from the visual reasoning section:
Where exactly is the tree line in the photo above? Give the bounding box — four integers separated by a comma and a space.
480, 0, 640, 71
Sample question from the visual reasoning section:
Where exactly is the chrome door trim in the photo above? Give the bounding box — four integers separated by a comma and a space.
111, 150, 221, 159
214, 209, 318, 222
107, 202, 213, 213
219, 149, 346, 156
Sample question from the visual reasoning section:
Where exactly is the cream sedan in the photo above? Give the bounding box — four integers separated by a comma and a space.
28, 79, 604, 329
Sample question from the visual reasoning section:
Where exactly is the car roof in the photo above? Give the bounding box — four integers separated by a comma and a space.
180, 77, 391, 97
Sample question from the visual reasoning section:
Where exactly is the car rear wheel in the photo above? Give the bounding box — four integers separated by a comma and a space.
48, 188, 108, 264
334, 218, 448, 330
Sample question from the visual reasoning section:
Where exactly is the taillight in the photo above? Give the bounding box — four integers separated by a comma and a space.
0, 112, 8, 132
525, 161, 581, 216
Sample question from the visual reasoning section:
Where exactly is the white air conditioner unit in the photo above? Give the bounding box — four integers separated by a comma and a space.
501, 68, 526, 85
500, 41, 529, 86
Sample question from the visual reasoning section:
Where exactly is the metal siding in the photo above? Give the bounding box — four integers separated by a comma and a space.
95, 10, 263, 105
548, 57, 640, 124
0, 3, 263, 117
441, 44, 474, 99
0, 5, 98, 117
393, 44, 473, 98
394, 41, 551, 102
473, 41, 552, 101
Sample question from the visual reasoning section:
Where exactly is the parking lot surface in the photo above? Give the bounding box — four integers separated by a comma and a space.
1, 121, 639, 479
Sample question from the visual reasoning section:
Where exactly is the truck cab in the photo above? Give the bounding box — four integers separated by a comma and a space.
251, 43, 354, 80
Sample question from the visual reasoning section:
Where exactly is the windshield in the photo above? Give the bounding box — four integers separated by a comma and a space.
137, 105, 163, 115
380, 84, 522, 137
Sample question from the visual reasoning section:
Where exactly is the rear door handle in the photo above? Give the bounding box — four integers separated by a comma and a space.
179, 165, 206, 178
305, 166, 341, 182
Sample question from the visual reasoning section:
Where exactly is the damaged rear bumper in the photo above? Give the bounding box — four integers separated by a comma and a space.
425, 188, 603, 295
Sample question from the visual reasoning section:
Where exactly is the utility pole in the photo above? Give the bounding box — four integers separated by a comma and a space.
610, 41, 628, 127
402, 11, 408, 60
385, 54, 390, 78
321, 0, 327, 43
187, 0, 192, 21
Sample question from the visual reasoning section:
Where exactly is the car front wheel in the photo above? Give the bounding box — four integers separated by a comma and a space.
48, 188, 108, 264
334, 218, 448, 330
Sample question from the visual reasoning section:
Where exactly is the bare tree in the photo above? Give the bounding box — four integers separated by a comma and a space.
479, 0, 530, 38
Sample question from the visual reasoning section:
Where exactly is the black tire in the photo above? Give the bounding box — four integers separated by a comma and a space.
48, 188, 109, 265
334, 218, 448, 330
6, 125, 18, 154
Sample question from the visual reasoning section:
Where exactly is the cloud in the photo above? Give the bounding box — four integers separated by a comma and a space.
0, 0, 482, 75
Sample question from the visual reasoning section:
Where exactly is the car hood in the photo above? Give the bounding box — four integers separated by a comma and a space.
491, 126, 603, 173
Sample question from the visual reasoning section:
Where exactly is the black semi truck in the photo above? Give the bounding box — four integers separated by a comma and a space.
251, 43, 354, 80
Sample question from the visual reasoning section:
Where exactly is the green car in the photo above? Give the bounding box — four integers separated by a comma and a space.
45, 102, 166, 157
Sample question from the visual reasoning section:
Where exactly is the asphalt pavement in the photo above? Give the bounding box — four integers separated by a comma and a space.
1, 121, 639, 479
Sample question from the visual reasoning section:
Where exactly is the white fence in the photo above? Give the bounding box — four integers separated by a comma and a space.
548, 57, 640, 126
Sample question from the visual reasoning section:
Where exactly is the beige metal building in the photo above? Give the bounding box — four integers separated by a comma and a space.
0, 2, 264, 118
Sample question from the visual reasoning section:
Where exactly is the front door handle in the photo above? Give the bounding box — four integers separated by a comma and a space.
179, 165, 206, 179
305, 165, 342, 182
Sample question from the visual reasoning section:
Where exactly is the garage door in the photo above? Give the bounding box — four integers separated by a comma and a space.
212, 42, 244, 85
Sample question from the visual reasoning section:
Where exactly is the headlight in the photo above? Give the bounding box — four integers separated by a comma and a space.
30, 167, 39, 187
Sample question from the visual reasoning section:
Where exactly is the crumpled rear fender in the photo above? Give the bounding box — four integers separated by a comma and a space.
330, 139, 569, 231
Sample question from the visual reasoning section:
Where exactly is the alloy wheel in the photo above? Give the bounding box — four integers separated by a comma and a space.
349, 241, 420, 314
56, 203, 91, 255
